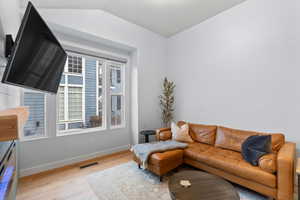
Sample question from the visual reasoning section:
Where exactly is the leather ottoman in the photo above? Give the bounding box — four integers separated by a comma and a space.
133, 149, 183, 181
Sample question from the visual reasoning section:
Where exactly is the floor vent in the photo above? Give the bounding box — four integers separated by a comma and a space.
79, 162, 98, 169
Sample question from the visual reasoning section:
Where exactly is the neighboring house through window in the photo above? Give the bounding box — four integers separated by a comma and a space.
21, 51, 126, 139
22, 92, 46, 139
109, 62, 124, 127
58, 55, 85, 133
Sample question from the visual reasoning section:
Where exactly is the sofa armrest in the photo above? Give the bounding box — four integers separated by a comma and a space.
277, 142, 296, 200
156, 128, 172, 141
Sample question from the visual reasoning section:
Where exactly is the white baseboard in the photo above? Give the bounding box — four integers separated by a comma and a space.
20, 144, 131, 177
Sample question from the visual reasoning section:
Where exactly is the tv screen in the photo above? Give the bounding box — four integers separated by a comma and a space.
1, 2, 67, 94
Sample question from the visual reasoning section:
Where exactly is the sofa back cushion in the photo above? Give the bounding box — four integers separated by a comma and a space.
189, 123, 217, 145
271, 134, 285, 152
215, 126, 285, 152
171, 122, 194, 143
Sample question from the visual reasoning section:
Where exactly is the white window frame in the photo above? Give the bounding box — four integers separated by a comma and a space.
57, 86, 65, 122
66, 84, 84, 121
56, 52, 126, 136
96, 60, 107, 130
57, 54, 85, 134
20, 89, 48, 141
67, 55, 83, 75
108, 61, 126, 129
20, 49, 128, 141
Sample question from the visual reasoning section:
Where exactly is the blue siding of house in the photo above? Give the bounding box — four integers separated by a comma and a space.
85, 58, 97, 125
23, 93, 45, 137
68, 75, 83, 85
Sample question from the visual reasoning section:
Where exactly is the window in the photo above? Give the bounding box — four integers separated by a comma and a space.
68, 55, 82, 74
57, 53, 125, 134
58, 55, 84, 133
20, 51, 127, 140
22, 91, 46, 139
109, 63, 124, 127
117, 70, 121, 83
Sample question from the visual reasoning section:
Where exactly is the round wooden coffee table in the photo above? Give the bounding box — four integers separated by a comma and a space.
168, 170, 240, 200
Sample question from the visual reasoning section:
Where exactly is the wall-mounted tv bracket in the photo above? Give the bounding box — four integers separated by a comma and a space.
0, 34, 14, 70
5, 34, 14, 58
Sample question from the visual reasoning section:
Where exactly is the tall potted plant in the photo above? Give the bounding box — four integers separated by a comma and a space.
159, 77, 175, 127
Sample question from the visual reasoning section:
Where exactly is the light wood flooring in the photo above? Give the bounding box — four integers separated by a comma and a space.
16, 150, 299, 200
17, 150, 132, 200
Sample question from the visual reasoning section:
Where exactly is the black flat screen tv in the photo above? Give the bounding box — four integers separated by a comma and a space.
1, 1, 67, 94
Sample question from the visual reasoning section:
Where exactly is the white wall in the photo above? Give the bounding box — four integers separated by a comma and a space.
4, 0, 300, 176
0, 0, 21, 110
38, 8, 167, 133
167, 0, 300, 149
17, 8, 167, 175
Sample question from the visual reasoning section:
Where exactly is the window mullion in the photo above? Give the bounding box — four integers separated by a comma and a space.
103, 61, 107, 129
96, 60, 99, 117
105, 61, 111, 129
121, 64, 125, 126
82, 57, 86, 125
64, 57, 68, 130
65, 75, 68, 129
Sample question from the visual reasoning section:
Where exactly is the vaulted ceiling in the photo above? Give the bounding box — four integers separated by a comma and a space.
20, 0, 246, 37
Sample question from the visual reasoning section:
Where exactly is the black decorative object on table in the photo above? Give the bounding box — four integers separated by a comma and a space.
140, 130, 156, 143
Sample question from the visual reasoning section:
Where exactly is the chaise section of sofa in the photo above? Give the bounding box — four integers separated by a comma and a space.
156, 121, 296, 200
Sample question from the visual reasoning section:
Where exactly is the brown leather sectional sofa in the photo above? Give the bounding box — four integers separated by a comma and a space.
134, 121, 296, 200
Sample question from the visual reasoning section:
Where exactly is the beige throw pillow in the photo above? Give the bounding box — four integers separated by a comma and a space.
171, 122, 193, 143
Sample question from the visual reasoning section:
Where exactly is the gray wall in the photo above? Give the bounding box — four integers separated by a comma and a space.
17, 6, 167, 176
19, 126, 131, 176
167, 0, 300, 151
19, 45, 133, 176
3, 0, 300, 177
0, 0, 20, 112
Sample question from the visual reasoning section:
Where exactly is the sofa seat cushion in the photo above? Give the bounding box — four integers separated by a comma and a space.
149, 149, 183, 167
184, 143, 276, 188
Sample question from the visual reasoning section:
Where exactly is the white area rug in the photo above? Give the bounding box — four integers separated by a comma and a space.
87, 161, 268, 200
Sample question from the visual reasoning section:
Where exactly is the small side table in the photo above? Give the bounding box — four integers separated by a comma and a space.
140, 130, 156, 143
297, 158, 300, 200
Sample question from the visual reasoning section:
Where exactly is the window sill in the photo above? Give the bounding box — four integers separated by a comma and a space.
58, 123, 126, 135
20, 126, 127, 142
57, 127, 107, 137
110, 124, 126, 130
20, 136, 49, 142
57, 125, 128, 137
